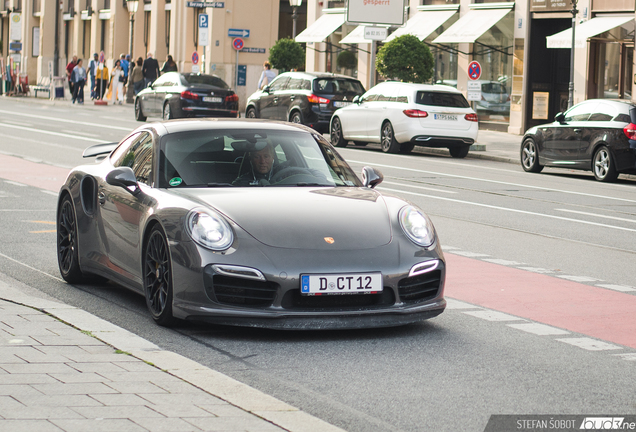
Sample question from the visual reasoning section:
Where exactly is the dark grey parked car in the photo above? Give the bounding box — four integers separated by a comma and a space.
245, 72, 365, 133
56, 119, 446, 330
521, 99, 636, 182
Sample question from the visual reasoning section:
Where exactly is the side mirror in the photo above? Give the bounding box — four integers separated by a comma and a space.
106, 167, 140, 194
362, 166, 383, 189
263, 85, 271, 93
555, 112, 565, 123
353, 95, 360, 104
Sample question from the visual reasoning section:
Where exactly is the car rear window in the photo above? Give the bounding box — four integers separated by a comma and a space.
481, 83, 506, 94
181, 74, 229, 89
416, 91, 470, 108
314, 79, 365, 95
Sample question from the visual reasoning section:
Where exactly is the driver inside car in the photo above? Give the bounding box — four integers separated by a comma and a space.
232, 143, 280, 186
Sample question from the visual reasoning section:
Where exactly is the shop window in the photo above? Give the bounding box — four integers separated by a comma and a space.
422, 0, 459, 4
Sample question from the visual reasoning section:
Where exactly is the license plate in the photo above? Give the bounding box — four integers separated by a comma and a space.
203, 96, 223, 103
333, 101, 352, 108
434, 114, 458, 121
300, 273, 382, 295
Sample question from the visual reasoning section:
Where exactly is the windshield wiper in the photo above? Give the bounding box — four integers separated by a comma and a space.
207, 183, 234, 187
293, 183, 332, 187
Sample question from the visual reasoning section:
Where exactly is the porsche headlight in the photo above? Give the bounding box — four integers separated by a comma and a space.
399, 206, 435, 248
187, 210, 233, 251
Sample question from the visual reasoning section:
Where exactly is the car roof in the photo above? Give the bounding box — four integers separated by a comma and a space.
278, 71, 361, 81
578, 98, 636, 108
373, 81, 463, 93
140, 118, 319, 136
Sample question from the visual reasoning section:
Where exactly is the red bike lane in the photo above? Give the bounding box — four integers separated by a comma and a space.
0, 154, 68, 192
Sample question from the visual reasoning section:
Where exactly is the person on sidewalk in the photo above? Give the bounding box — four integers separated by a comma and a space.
120, 53, 129, 87
131, 57, 145, 95
258, 61, 276, 91
66, 55, 78, 95
88, 53, 98, 100
110, 60, 124, 105
95, 63, 109, 100
142, 52, 159, 88
161, 55, 178, 75
71, 59, 87, 104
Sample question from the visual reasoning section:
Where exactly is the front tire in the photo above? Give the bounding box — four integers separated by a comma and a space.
330, 117, 347, 147
162, 102, 174, 120
290, 111, 303, 125
246, 107, 257, 118
135, 99, 146, 122
381, 121, 401, 153
143, 226, 176, 326
521, 138, 543, 172
449, 146, 470, 159
57, 195, 85, 283
593, 145, 618, 182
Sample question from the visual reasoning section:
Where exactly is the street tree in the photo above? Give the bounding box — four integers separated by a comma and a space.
269, 38, 305, 72
375, 34, 434, 83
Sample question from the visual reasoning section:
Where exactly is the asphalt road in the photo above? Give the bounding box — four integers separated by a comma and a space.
1, 98, 635, 432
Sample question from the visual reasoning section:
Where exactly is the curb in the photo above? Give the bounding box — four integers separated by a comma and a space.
0, 280, 345, 432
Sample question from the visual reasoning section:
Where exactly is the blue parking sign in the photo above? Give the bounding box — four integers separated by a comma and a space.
198, 14, 208, 28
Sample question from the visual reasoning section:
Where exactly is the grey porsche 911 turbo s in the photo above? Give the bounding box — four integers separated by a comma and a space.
56, 119, 446, 330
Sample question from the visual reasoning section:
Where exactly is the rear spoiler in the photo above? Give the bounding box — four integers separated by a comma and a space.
83, 142, 119, 158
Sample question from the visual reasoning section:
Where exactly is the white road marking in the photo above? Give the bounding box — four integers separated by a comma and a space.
557, 275, 599, 283
516, 266, 554, 274
445, 298, 481, 309
613, 353, 636, 361
0, 109, 132, 131
462, 310, 526, 322
507, 323, 570, 336
555, 208, 636, 224
0, 134, 84, 153
2, 120, 33, 127
4, 180, 27, 187
0, 252, 64, 282
450, 251, 490, 258
596, 284, 636, 292
483, 259, 525, 266
0, 123, 109, 143
61, 130, 100, 137
41, 190, 58, 196
379, 187, 636, 233
382, 180, 457, 194
556, 337, 623, 351
351, 159, 636, 204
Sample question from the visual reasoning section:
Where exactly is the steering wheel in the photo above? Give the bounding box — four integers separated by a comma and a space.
270, 166, 313, 184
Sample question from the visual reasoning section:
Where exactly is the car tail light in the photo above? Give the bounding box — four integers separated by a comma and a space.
465, 113, 479, 122
624, 123, 636, 140
307, 94, 330, 104
225, 93, 239, 102
403, 109, 428, 118
181, 91, 199, 100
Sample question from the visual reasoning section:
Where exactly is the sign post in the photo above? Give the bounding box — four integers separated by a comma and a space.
198, 14, 209, 74
232, 37, 244, 89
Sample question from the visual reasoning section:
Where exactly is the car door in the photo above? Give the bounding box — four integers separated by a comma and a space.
148, 74, 172, 113
539, 102, 594, 165
259, 76, 289, 120
278, 77, 302, 121
365, 83, 397, 141
98, 131, 154, 283
341, 88, 379, 139
580, 102, 618, 163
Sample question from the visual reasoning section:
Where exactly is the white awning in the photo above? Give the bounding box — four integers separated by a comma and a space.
340, 26, 370, 44
546, 16, 634, 49
384, 10, 457, 42
295, 12, 346, 43
432, 8, 511, 44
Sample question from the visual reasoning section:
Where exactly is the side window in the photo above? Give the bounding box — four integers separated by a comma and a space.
564, 102, 597, 122
377, 85, 396, 102
588, 103, 617, 122
287, 78, 303, 90
110, 133, 140, 164
269, 76, 289, 92
395, 87, 409, 103
302, 79, 312, 90
113, 132, 154, 186
361, 90, 378, 102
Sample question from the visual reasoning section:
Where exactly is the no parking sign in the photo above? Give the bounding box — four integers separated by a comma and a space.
468, 61, 482, 80
232, 37, 244, 51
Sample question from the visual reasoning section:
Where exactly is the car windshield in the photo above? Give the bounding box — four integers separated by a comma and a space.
159, 129, 363, 188
415, 91, 470, 108
314, 79, 365, 95
181, 74, 229, 89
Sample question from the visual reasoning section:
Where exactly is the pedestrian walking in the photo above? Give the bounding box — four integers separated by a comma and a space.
88, 53, 98, 100
66, 55, 78, 95
95, 62, 109, 100
71, 59, 87, 104
110, 60, 124, 105
120, 54, 129, 86
131, 57, 145, 95
142, 52, 160, 88
161, 55, 178, 75
258, 61, 276, 90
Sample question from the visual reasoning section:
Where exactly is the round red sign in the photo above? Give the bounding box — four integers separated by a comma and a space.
468, 61, 482, 80
232, 38, 244, 51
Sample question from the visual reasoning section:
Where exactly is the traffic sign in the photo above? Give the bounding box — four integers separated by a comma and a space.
198, 13, 209, 47
468, 61, 482, 80
192, 52, 199, 65
198, 14, 208, 28
240, 47, 266, 54
99, 51, 105, 63
228, 28, 250, 38
232, 37, 244, 51
186, 1, 224, 7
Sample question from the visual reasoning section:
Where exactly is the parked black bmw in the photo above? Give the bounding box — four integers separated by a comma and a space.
245, 72, 365, 133
520, 99, 636, 182
135, 72, 239, 121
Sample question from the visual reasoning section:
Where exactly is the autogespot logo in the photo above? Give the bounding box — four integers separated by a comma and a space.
580, 418, 633, 430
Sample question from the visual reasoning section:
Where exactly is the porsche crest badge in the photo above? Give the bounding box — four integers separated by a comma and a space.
324, 237, 335, 244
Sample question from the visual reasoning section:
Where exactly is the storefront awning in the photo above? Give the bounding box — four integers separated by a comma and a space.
384, 10, 458, 42
546, 16, 634, 49
295, 12, 346, 43
339, 26, 370, 44
432, 8, 511, 44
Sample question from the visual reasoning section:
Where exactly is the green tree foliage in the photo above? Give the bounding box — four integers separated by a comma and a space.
269, 38, 305, 72
337, 50, 357, 70
375, 34, 434, 83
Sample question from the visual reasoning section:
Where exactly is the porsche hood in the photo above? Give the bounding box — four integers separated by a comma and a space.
177, 187, 392, 250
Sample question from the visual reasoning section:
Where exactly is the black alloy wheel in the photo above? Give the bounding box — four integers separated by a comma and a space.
162, 102, 172, 120
520, 138, 543, 173
449, 146, 470, 159
381, 122, 400, 153
135, 98, 146, 122
246, 107, 257, 118
290, 111, 303, 124
593, 145, 618, 182
57, 196, 84, 283
330, 117, 347, 147
143, 226, 176, 326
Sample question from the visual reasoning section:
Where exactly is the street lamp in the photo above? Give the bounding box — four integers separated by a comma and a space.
126, 0, 139, 103
290, 0, 302, 39
567, 0, 578, 109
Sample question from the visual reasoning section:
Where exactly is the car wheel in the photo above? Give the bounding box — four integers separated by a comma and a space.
400, 143, 415, 154
143, 226, 176, 326
449, 146, 470, 158
330, 117, 347, 147
290, 111, 303, 124
162, 102, 174, 120
135, 98, 146, 122
593, 145, 618, 182
381, 122, 401, 153
246, 107, 257, 119
520, 138, 543, 173
57, 195, 85, 283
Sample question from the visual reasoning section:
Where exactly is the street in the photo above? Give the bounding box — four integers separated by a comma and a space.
1, 97, 635, 432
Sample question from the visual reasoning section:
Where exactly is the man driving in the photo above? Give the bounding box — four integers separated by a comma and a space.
233, 143, 277, 186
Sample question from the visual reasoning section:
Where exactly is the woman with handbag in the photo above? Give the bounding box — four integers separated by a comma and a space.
257, 61, 276, 90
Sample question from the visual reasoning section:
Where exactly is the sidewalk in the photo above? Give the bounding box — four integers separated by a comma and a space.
0, 280, 344, 432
